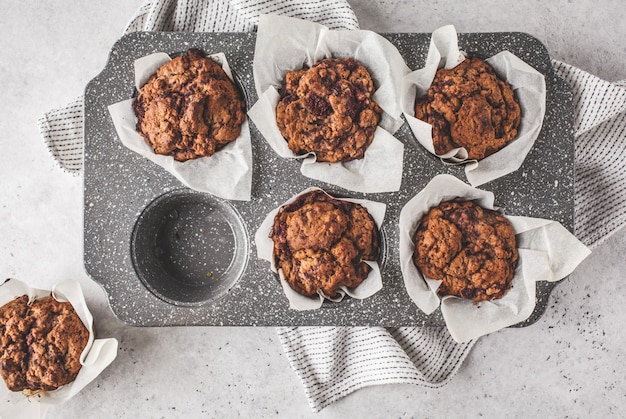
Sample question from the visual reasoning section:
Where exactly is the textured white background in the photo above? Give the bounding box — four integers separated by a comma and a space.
1, 0, 625, 417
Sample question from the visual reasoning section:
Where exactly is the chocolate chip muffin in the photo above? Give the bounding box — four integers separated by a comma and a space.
413, 200, 518, 302
0, 295, 89, 392
414, 56, 521, 160
132, 49, 245, 162
270, 190, 379, 298
276, 57, 382, 162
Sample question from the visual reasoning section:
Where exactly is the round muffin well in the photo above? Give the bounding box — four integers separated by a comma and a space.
131, 189, 249, 306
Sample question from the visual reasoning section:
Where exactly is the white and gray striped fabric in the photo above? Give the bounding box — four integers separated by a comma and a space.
552, 61, 626, 248
37, 0, 626, 413
38, 96, 84, 173
278, 326, 474, 411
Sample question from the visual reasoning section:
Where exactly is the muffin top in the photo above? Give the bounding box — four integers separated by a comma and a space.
414, 56, 521, 160
276, 57, 382, 162
0, 295, 89, 392
132, 49, 245, 162
270, 190, 379, 298
413, 200, 518, 302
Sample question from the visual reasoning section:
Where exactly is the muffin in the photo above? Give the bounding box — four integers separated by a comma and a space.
414, 56, 521, 160
132, 49, 245, 162
275, 57, 382, 162
0, 295, 89, 392
413, 200, 518, 302
270, 190, 379, 297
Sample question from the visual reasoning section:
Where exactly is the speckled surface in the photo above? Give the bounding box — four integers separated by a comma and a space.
84, 31, 573, 327
130, 190, 249, 306
3, 1, 626, 418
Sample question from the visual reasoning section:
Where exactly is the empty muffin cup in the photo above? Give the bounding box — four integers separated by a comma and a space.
131, 189, 249, 306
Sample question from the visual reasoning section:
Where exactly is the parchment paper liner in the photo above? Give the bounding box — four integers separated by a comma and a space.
0, 278, 118, 418
255, 187, 386, 310
108, 52, 253, 201
399, 175, 591, 342
401, 25, 547, 187
248, 14, 408, 193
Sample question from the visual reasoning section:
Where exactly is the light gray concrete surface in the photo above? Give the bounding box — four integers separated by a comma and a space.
0, 1, 624, 417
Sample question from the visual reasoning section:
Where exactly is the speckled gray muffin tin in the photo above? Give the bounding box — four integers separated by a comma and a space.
83, 31, 574, 327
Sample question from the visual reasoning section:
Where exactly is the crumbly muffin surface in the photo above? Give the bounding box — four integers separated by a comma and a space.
0, 295, 89, 392
276, 57, 382, 162
132, 49, 245, 162
270, 190, 379, 297
413, 200, 518, 302
414, 57, 521, 160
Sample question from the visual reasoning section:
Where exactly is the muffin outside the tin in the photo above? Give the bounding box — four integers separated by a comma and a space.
0, 295, 89, 392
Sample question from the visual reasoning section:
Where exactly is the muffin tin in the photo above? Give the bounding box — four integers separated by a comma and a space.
83, 31, 574, 327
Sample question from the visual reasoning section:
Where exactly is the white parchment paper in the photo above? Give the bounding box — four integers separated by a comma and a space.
255, 188, 386, 310
248, 14, 408, 193
401, 25, 547, 187
0, 278, 118, 419
108, 52, 253, 201
399, 175, 591, 342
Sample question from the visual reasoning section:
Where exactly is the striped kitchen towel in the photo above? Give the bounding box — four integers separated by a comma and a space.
37, 0, 626, 413
551, 61, 626, 248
